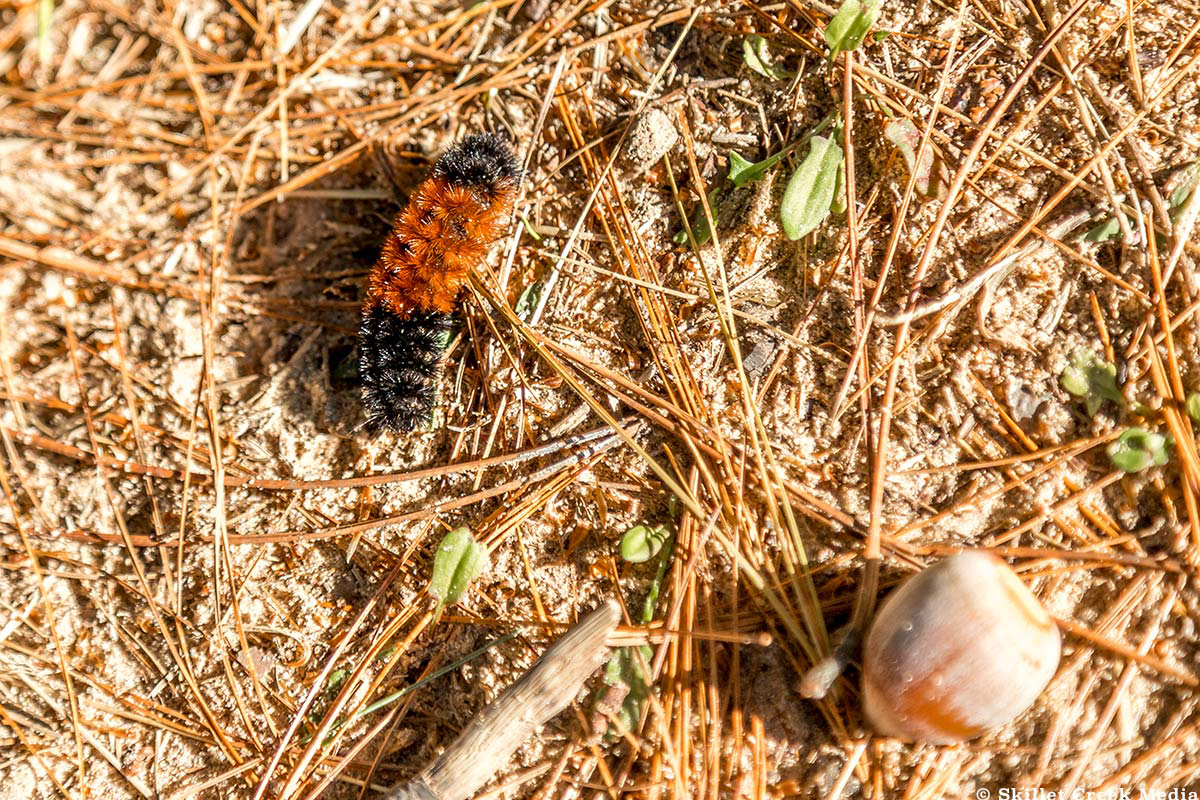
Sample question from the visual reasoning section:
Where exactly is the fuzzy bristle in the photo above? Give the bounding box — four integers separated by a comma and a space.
367, 137, 520, 317
433, 133, 521, 191
359, 133, 519, 434
359, 304, 454, 432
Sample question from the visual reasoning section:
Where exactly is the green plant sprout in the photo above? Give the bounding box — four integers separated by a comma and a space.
619, 522, 671, 563
742, 35, 789, 81
600, 644, 652, 737
682, 116, 848, 247
1186, 392, 1200, 423
1168, 162, 1200, 224
726, 151, 775, 187
1060, 348, 1124, 417
672, 187, 719, 246
515, 280, 543, 320
597, 521, 676, 739
825, 0, 882, 61
1081, 162, 1199, 243
519, 213, 542, 241
725, 115, 837, 188
830, 158, 847, 214
1081, 215, 1127, 243
1107, 428, 1170, 473
781, 134, 845, 240
883, 117, 947, 199
429, 527, 488, 611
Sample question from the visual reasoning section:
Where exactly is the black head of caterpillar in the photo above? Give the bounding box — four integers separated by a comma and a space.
359, 304, 454, 432
433, 133, 521, 194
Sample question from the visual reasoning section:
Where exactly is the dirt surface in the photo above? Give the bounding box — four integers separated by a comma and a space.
2, 0, 1200, 797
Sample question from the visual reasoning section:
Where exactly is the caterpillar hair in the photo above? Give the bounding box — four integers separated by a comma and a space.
360, 133, 520, 432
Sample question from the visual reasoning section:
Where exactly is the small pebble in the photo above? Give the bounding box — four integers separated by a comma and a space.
624, 107, 678, 174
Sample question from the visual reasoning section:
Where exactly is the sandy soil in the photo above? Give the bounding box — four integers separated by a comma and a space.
2, 0, 1200, 796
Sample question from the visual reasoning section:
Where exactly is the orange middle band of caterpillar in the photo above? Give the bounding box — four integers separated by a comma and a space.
359, 133, 520, 432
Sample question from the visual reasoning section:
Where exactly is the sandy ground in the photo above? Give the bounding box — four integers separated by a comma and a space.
2, 0, 1200, 796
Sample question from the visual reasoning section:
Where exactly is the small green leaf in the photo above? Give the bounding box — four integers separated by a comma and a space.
824, 0, 882, 61
1059, 366, 1090, 397
726, 152, 760, 186
1129, 400, 1153, 416
620, 523, 670, 564
595, 519, 672, 739
429, 527, 488, 608
830, 158, 847, 214
1081, 215, 1129, 243
872, 29, 891, 41
599, 645, 652, 738
1187, 392, 1200, 423
780, 135, 845, 240
725, 117, 837, 188
742, 35, 789, 81
883, 117, 946, 199
1060, 348, 1123, 416
515, 281, 543, 320
1107, 427, 1169, 473
673, 187, 719, 246
328, 668, 349, 692
1167, 162, 1200, 212
727, 149, 792, 187
520, 214, 542, 241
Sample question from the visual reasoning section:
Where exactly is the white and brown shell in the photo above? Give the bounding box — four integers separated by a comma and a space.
861, 551, 1061, 743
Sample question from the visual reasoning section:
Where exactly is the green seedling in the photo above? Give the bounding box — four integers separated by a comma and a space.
673, 187, 720, 246
830, 158, 847, 214
1167, 162, 1200, 224
1187, 392, 1200, 423
725, 114, 837, 188
1060, 348, 1124, 417
726, 151, 772, 187
727, 149, 796, 188
1107, 427, 1170, 473
883, 117, 947, 199
620, 523, 671, 563
742, 35, 789, 81
780, 134, 845, 240
599, 644, 652, 738
597, 522, 675, 740
429, 527, 488, 610
328, 668, 349, 693
515, 281, 543, 320
825, 0, 882, 61
1081, 163, 1199, 244
1081, 215, 1127, 243
520, 213, 542, 241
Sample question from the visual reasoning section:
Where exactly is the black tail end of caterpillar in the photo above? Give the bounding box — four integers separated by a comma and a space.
358, 304, 454, 433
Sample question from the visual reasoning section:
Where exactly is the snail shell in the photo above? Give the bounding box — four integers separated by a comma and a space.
861, 552, 1061, 743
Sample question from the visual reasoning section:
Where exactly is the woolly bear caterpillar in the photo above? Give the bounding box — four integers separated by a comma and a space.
360, 133, 520, 432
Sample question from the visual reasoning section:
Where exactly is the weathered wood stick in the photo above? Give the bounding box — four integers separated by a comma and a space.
384, 600, 620, 800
